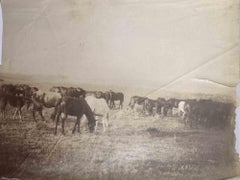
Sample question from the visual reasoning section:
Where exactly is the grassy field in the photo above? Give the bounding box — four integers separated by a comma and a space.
0, 106, 239, 180
0, 76, 239, 179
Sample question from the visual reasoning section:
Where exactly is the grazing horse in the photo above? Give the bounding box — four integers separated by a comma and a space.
163, 98, 181, 116
32, 90, 62, 120
1, 84, 16, 94
177, 100, 192, 125
85, 96, 110, 132
128, 96, 147, 112
0, 93, 31, 121
178, 101, 186, 117
157, 97, 166, 115
144, 97, 166, 116
54, 97, 96, 135
144, 98, 159, 116
95, 91, 111, 105
108, 91, 124, 109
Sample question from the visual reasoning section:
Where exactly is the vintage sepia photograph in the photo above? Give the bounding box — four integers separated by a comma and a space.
0, 0, 239, 179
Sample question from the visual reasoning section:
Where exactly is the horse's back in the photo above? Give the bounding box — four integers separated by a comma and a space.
34, 90, 62, 107
85, 96, 109, 114
45, 92, 62, 102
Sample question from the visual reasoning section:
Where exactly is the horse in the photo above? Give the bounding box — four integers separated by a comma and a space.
178, 101, 186, 117
31, 96, 45, 122
54, 96, 96, 135
128, 96, 147, 113
0, 93, 31, 121
32, 90, 62, 120
85, 96, 110, 132
109, 91, 124, 109
96, 91, 111, 105
0, 84, 16, 95
144, 98, 159, 116
60, 87, 86, 98
163, 98, 181, 116
143, 97, 166, 116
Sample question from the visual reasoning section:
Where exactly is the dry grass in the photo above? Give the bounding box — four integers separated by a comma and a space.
0, 77, 238, 179
0, 106, 239, 180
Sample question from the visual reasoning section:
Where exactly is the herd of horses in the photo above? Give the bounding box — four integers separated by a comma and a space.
0, 84, 124, 134
129, 96, 235, 128
0, 83, 235, 135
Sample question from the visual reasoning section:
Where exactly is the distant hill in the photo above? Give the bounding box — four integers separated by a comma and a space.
0, 72, 236, 103
147, 78, 236, 103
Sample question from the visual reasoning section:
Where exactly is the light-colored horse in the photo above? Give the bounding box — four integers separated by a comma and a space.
85, 96, 110, 132
32, 90, 62, 121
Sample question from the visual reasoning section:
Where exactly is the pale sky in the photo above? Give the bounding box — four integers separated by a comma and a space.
0, 0, 238, 88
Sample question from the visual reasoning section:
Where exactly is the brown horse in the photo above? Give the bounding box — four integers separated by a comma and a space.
54, 96, 96, 135
109, 91, 124, 109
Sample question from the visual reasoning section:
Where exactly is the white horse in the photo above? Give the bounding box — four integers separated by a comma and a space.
85, 96, 110, 132
178, 101, 186, 118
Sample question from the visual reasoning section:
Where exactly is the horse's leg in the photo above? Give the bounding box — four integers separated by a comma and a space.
54, 113, 61, 135
111, 101, 113, 109
61, 114, 66, 135
113, 101, 115, 109
72, 117, 78, 134
95, 120, 98, 132
12, 109, 17, 120
18, 107, 22, 121
72, 124, 77, 134
106, 118, 109, 129
39, 109, 45, 122
3, 108, 6, 120
55, 111, 60, 125
51, 106, 58, 121
77, 115, 84, 133
103, 114, 109, 132
72, 114, 83, 134
0, 110, 2, 120
77, 117, 80, 133
103, 118, 106, 132
0, 109, 3, 120
32, 109, 37, 122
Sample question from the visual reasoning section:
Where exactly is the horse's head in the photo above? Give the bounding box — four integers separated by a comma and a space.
88, 122, 96, 133
87, 111, 96, 133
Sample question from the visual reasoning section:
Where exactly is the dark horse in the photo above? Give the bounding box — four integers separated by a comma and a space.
109, 91, 124, 109
54, 96, 96, 135
0, 93, 31, 121
163, 98, 181, 116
